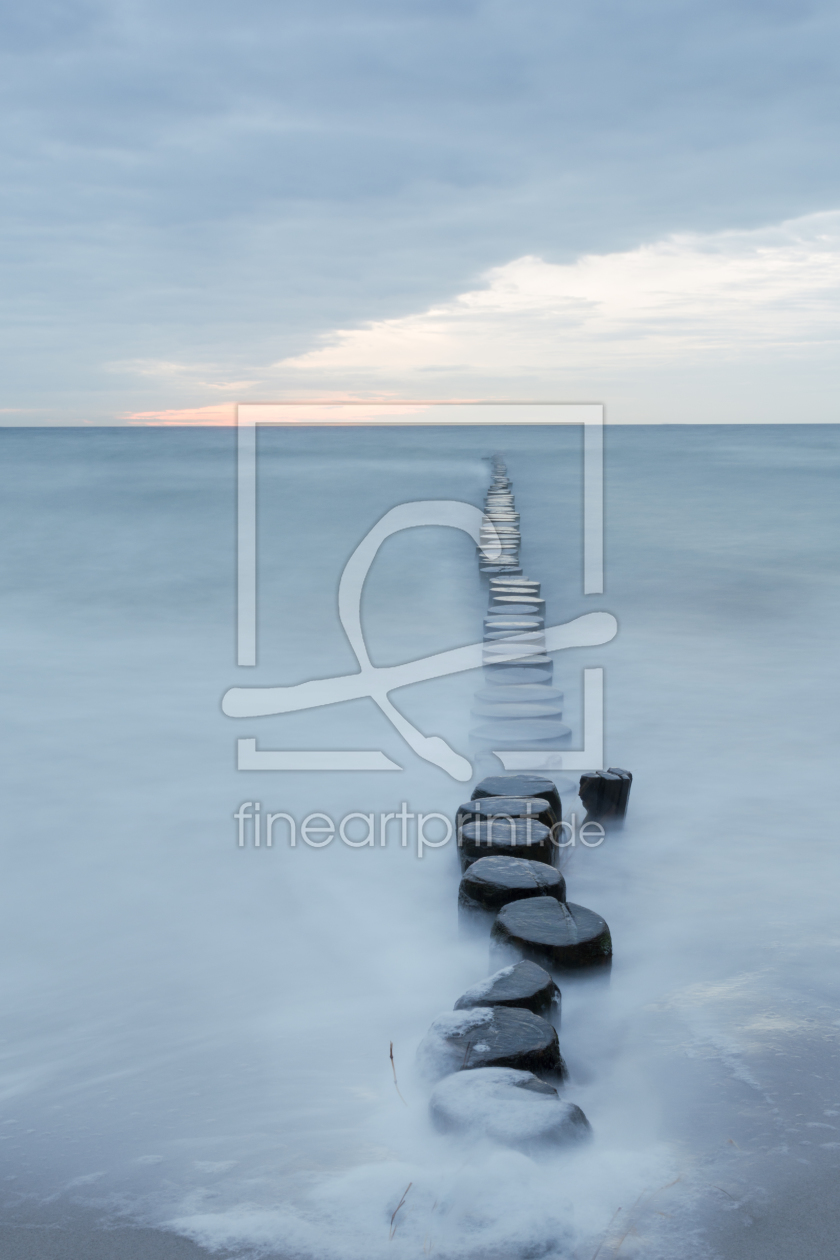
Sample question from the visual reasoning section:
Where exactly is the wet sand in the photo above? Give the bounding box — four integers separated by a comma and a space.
705, 1163, 840, 1260
0, 1203, 236, 1260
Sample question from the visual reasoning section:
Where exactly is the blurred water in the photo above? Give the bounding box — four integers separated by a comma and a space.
0, 424, 838, 1259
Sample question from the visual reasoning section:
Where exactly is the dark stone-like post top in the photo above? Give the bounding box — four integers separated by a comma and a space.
472, 774, 562, 820
491, 897, 612, 972
578, 768, 632, 821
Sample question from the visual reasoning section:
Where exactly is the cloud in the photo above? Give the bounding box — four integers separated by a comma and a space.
277, 211, 840, 382
3, 2, 840, 422
112, 359, 258, 392
120, 211, 840, 424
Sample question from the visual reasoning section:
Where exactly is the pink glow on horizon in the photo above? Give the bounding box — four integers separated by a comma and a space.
125, 404, 237, 426
124, 396, 485, 426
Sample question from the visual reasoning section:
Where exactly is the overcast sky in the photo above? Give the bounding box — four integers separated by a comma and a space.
2, 0, 839, 423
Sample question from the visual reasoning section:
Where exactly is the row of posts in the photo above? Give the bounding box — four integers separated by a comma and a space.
411, 457, 632, 1151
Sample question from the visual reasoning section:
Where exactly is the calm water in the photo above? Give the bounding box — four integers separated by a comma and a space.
0, 425, 838, 1259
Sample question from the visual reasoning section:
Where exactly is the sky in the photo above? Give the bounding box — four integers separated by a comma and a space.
2, 0, 839, 424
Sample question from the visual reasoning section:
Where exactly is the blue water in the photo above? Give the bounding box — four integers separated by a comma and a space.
0, 425, 838, 1259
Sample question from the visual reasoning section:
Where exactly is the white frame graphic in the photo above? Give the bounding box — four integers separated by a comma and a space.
230, 401, 609, 774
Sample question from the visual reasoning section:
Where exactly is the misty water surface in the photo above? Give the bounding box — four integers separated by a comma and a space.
0, 424, 838, 1259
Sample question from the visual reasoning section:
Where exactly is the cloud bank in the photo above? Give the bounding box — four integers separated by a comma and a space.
261, 211, 840, 422
126, 211, 840, 424
3, 1, 840, 422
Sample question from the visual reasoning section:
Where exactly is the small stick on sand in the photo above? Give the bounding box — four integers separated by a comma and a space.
389, 1041, 408, 1106
590, 1206, 621, 1260
389, 1181, 412, 1239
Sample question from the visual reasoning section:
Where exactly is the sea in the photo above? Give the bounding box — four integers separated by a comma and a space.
0, 423, 838, 1260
